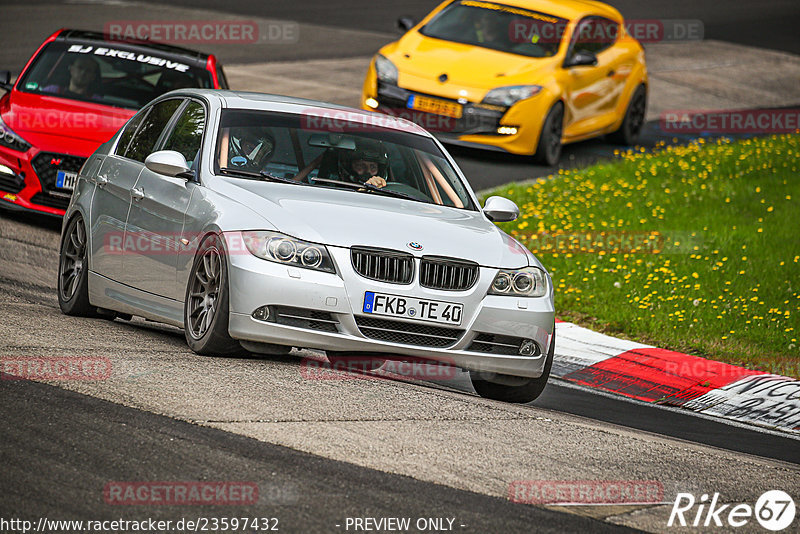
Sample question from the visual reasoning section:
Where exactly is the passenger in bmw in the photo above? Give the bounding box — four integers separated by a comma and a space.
227, 127, 276, 171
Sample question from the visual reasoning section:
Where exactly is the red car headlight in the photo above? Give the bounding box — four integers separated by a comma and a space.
0, 114, 32, 153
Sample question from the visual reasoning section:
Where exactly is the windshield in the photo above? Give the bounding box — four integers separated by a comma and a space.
17, 41, 213, 109
420, 0, 568, 58
214, 109, 475, 210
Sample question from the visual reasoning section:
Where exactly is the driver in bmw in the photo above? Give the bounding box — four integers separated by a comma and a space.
337, 139, 388, 188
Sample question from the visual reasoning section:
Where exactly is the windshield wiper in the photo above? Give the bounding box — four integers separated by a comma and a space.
310, 177, 419, 201
260, 171, 304, 185
218, 167, 304, 185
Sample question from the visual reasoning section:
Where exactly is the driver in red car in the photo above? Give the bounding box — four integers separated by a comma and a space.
43, 56, 101, 99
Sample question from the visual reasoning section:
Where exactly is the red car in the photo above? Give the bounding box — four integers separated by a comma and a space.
0, 29, 228, 216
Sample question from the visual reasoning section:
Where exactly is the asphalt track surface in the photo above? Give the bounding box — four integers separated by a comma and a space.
121, 0, 800, 56
1, 206, 798, 532
2, 0, 800, 190
0, 377, 631, 533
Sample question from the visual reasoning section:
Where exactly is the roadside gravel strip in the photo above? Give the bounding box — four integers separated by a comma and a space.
553, 321, 800, 434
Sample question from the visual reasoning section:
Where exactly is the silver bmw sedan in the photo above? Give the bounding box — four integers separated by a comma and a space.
58, 89, 555, 403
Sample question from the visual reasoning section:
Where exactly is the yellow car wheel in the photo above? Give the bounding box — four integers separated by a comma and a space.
533, 102, 564, 166
610, 84, 647, 145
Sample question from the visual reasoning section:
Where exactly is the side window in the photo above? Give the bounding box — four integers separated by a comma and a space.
124, 99, 182, 162
572, 17, 617, 56
115, 111, 147, 157
162, 101, 206, 168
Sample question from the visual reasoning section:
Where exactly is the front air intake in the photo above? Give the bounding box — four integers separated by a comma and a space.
419, 256, 479, 291
351, 247, 414, 285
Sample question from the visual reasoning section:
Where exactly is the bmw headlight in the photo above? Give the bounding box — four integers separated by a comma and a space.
488, 267, 547, 297
374, 54, 399, 85
242, 231, 336, 273
0, 113, 31, 152
482, 85, 542, 107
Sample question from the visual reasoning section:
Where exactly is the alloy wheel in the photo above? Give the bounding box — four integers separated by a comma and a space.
188, 247, 222, 339
60, 219, 86, 301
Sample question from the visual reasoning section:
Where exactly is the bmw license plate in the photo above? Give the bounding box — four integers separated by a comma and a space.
56, 170, 78, 190
363, 291, 463, 326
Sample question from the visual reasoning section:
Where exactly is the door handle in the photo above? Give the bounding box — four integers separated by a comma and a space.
607, 69, 616, 77
130, 187, 144, 201
96, 175, 108, 188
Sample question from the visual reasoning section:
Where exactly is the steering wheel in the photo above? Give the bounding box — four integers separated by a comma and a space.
103, 76, 153, 91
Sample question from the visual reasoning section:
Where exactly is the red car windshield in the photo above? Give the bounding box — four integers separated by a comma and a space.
16, 41, 214, 109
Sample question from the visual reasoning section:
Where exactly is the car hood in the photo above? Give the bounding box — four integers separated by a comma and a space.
220, 179, 531, 268
387, 32, 558, 97
1, 90, 133, 151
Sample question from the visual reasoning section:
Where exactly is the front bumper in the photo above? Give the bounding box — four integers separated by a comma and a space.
364, 81, 550, 156
227, 244, 555, 379
0, 145, 84, 216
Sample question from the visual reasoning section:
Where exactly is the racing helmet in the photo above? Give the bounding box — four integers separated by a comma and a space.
337, 138, 389, 182
229, 126, 275, 170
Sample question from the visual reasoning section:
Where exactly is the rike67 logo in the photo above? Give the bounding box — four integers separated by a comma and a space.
668, 490, 796, 531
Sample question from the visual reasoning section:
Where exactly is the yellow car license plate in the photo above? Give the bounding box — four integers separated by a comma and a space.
407, 95, 463, 119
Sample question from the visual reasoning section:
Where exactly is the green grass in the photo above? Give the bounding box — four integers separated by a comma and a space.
485, 135, 800, 378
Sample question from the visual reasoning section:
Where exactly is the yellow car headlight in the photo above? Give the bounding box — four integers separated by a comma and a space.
374, 54, 399, 85
482, 85, 542, 107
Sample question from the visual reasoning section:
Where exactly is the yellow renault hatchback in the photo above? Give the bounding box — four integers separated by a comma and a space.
361, 0, 647, 164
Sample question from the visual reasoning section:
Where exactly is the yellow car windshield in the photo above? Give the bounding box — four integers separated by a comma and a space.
420, 0, 568, 58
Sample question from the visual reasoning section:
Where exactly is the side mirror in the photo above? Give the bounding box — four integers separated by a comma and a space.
483, 196, 519, 222
564, 51, 598, 68
397, 16, 416, 32
144, 150, 193, 179
0, 70, 12, 91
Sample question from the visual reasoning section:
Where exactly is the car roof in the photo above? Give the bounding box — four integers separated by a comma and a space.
55, 29, 211, 66
471, 0, 623, 22
179, 89, 431, 136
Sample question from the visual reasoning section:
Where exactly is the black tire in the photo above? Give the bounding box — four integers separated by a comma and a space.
470, 327, 555, 403
533, 102, 563, 166
609, 84, 647, 145
184, 234, 244, 356
58, 215, 99, 317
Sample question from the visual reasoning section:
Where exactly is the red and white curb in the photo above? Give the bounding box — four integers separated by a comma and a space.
552, 321, 800, 435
